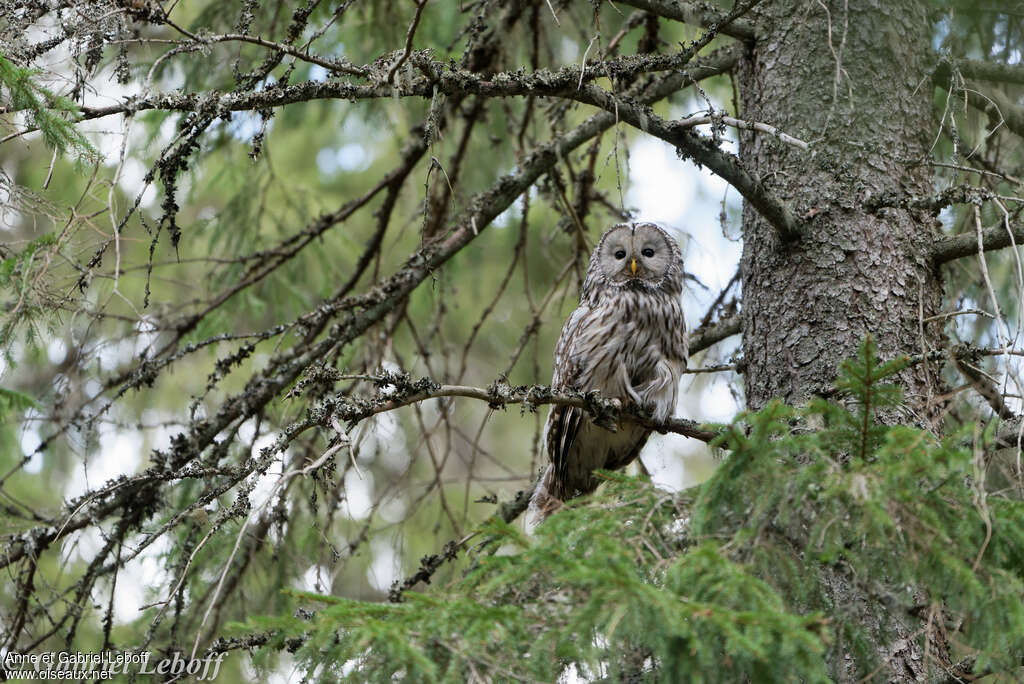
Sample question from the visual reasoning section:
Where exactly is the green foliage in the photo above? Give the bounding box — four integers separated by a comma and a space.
234, 338, 1024, 681
0, 52, 98, 163
236, 478, 830, 683
0, 386, 38, 416
0, 231, 61, 348
696, 336, 1024, 678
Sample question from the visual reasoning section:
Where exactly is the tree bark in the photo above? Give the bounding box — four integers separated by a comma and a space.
738, 0, 945, 422
737, 1, 946, 679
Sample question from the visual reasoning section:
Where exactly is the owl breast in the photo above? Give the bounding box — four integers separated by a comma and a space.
575, 287, 686, 412
546, 286, 685, 496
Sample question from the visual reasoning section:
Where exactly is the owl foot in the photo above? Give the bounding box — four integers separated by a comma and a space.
636, 402, 670, 434
591, 396, 621, 432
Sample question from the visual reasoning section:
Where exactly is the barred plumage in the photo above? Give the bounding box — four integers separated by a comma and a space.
529, 222, 688, 521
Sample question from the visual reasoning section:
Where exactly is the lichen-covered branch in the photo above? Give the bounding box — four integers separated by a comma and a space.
614, 0, 758, 40
314, 372, 721, 443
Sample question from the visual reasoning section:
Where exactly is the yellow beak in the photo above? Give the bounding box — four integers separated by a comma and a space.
630, 258, 637, 275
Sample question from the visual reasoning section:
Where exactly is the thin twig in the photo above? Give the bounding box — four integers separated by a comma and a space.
387, 0, 430, 85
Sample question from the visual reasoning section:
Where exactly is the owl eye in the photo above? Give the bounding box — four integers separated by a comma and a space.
614, 249, 627, 260
641, 247, 655, 258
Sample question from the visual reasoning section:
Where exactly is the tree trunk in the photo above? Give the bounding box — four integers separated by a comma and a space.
738, 1, 946, 679
739, 0, 945, 422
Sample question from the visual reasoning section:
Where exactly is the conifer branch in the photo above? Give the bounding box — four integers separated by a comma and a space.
67, 47, 743, 123
931, 219, 1024, 264
613, 0, 758, 40
935, 58, 1024, 86
320, 375, 720, 443
960, 84, 1024, 140
689, 314, 742, 353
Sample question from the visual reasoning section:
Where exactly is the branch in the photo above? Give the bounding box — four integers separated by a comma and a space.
959, 83, 1024, 140
61, 47, 813, 241
689, 314, 741, 354
613, 0, 758, 40
935, 58, 1024, 87
675, 114, 809, 150
867, 183, 998, 214
193, 33, 368, 76
931, 219, 1024, 264
386, 0, 430, 85
321, 374, 721, 443
71, 45, 743, 122
387, 486, 533, 602
867, 184, 1024, 265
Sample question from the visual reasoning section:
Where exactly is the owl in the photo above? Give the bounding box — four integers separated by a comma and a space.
529, 222, 688, 521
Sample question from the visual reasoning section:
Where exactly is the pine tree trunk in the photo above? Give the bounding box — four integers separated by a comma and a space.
739, 0, 944, 421
737, 1, 946, 679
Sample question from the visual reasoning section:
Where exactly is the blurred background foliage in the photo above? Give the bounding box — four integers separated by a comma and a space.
0, 1, 733, 669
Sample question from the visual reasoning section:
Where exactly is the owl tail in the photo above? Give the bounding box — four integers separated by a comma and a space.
525, 464, 563, 531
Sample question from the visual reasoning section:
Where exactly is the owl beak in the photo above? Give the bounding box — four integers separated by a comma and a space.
630, 258, 638, 275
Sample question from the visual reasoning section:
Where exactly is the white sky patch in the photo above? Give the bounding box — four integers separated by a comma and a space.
84, 378, 103, 401
248, 432, 286, 504
699, 381, 740, 422
353, 410, 409, 472
133, 315, 161, 357
20, 427, 42, 462
142, 409, 176, 453
299, 564, 331, 593
117, 157, 157, 209
65, 424, 144, 500
343, 468, 375, 520
493, 198, 520, 228
316, 143, 370, 174
626, 137, 698, 226
238, 417, 257, 444
46, 338, 66, 365
225, 111, 269, 142
67, 525, 106, 565
75, 534, 176, 625
642, 434, 687, 492
97, 336, 140, 371
366, 536, 400, 593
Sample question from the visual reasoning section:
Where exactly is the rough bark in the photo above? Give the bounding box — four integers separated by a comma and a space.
737, 1, 946, 679
739, 0, 945, 423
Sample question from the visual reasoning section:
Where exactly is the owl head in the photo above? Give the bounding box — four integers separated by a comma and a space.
582, 222, 684, 298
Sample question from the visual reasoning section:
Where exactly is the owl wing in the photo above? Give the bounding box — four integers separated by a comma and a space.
546, 304, 599, 497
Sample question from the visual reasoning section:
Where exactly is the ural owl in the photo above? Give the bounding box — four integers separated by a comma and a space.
529, 222, 688, 520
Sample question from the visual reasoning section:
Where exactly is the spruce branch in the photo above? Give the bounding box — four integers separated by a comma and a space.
689, 313, 741, 352
317, 374, 720, 443
613, 0, 759, 40
960, 83, 1024, 140
65, 46, 742, 123
935, 57, 1024, 87
931, 218, 1024, 264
